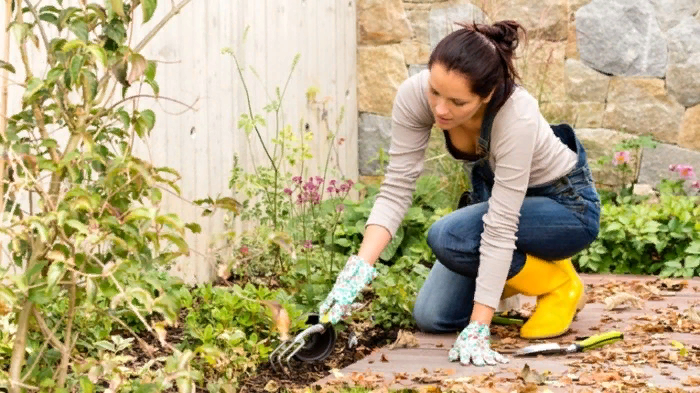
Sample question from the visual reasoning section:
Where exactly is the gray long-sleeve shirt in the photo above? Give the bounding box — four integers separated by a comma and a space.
365, 69, 577, 309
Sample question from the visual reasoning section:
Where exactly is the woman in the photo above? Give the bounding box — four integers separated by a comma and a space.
318, 20, 601, 367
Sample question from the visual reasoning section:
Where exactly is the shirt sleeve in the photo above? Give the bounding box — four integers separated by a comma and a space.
365, 71, 434, 238
473, 106, 538, 309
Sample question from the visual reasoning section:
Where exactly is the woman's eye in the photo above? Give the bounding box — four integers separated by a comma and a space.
453, 101, 466, 106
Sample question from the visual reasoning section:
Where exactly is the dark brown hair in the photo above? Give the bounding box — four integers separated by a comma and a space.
428, 20, 527, 113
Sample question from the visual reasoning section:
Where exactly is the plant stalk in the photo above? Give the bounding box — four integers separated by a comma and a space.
8, 301, 33, 393
56, 272, 77, 389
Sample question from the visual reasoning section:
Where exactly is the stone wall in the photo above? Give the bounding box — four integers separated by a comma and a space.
356, 0, 700, 189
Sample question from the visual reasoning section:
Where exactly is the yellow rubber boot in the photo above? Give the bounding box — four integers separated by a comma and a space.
504, 255, 584, 339
554, 258, 588, 313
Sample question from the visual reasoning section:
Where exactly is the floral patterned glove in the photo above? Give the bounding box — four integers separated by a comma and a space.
448, 321, 509, 366
319, 255, 378, 324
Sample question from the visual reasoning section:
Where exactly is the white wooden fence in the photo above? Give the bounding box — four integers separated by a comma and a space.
0, 0, 358, 284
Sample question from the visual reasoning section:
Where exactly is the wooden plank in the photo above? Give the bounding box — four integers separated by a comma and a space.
317, 275, 700, 391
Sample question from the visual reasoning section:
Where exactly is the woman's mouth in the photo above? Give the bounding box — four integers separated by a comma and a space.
436, 116, 451, 125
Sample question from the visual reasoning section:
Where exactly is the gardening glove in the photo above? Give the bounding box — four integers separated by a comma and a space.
319, 255, 378, 324
448, 321, 509, 366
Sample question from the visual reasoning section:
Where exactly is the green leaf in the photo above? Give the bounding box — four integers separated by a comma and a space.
0, 60, 15, 73
140, 109, 156, 130
685, 255, 700, 269
380, 226, 404, 261
69, 20, 89, 42
163, 233, 189, 255
0, 286, 17, 309
87, 45, 107, 67
70, 54, 84, 86
47, 262, 65, 290
145, 60, 157, 80
62, 39, 84, 52
124, 207, 156, 222
79, 377, 94, 393
686, 241, 700, 255
156, 213, 185, 233
185, 223, 201, 234
145, 78, 160, 96
66, 219, 89, 234
142, 0, 157, 23
23, 77, 44, 102
110, 0, 126, 18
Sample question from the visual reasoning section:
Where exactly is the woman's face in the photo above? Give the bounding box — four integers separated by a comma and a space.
426, 62, 492, 129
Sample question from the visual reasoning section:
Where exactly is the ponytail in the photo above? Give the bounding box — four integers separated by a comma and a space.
428, 20, 527, 112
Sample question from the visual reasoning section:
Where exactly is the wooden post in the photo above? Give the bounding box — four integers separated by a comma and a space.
0, 0, 13, 269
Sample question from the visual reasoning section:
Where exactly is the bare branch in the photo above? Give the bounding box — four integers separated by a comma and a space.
108, 94, 199, 113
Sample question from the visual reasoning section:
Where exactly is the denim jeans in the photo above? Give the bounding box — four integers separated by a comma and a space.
412, 124, 601, 333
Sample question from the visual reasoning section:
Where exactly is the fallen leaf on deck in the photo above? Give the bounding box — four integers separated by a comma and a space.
658, 279, 687, 292
380, 353, 389, 362
330, 368, 344, 379
388, 329, 420, 349
519, 364, 546, 385
603, 292, 644, 310
683, 375, 700, 386
685, 307, 700, 323
592, 372, 621, 382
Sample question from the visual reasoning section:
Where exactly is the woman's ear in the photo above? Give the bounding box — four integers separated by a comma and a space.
483, 87, 496, 104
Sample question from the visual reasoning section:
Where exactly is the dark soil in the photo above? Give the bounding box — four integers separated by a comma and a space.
114, 292, 403, 393
239, 324, 402, 393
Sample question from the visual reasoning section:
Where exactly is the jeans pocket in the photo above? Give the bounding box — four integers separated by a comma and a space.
550, 177, 587, 214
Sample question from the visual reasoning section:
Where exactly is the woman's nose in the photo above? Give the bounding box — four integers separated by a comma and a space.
435, 103, 449, 116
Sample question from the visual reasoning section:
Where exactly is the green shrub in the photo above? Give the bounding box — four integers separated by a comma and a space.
575, 194, 700, 277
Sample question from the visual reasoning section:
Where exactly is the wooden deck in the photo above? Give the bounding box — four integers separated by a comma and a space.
315, 274, 700, 392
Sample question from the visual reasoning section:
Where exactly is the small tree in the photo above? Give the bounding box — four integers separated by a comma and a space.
0, 0, 205, 391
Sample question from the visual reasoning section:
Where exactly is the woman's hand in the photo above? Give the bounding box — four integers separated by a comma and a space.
448, 320, 509, 366
319, 255, 378, 324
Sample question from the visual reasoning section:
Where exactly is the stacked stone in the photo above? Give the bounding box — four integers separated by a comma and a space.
356, 0, 700, 189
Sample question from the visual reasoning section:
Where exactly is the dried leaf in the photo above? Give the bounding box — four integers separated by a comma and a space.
388, 329, 419, 349
592, 372, 621, 382
603, 292, 644, 310
519, 364, 546, 385
262, 300, 291, 341
153, 321, 168, 347
682, 375, 700, 386
263, 380, 280, 392
329, 368, 344, 379
380, 353, 389, 362
684, 307, 700, 323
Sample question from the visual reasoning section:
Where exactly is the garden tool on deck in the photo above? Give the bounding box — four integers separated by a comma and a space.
513, 330, 623, 357
269, 312, 337, 372
492, 311, 529, 326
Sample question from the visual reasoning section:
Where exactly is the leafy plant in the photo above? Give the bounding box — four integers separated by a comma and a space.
575, 194, 700, 277
177, 283, 306, 385
0, 0, 205, 391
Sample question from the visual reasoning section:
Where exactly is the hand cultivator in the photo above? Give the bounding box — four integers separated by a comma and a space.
269, 313, 337, 372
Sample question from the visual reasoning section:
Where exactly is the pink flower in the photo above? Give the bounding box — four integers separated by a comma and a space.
612, 151, 630, 166
676, 165, 696, 180
691, 180, 700, 189
303, 240, 312, 249
669, 164, 677, 172
284, 188, 293, 195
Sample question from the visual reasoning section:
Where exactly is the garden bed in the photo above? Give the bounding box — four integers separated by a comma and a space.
107, 284, 404, 393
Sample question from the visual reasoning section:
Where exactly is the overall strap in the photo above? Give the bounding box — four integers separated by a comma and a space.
475, 84, 503, 157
